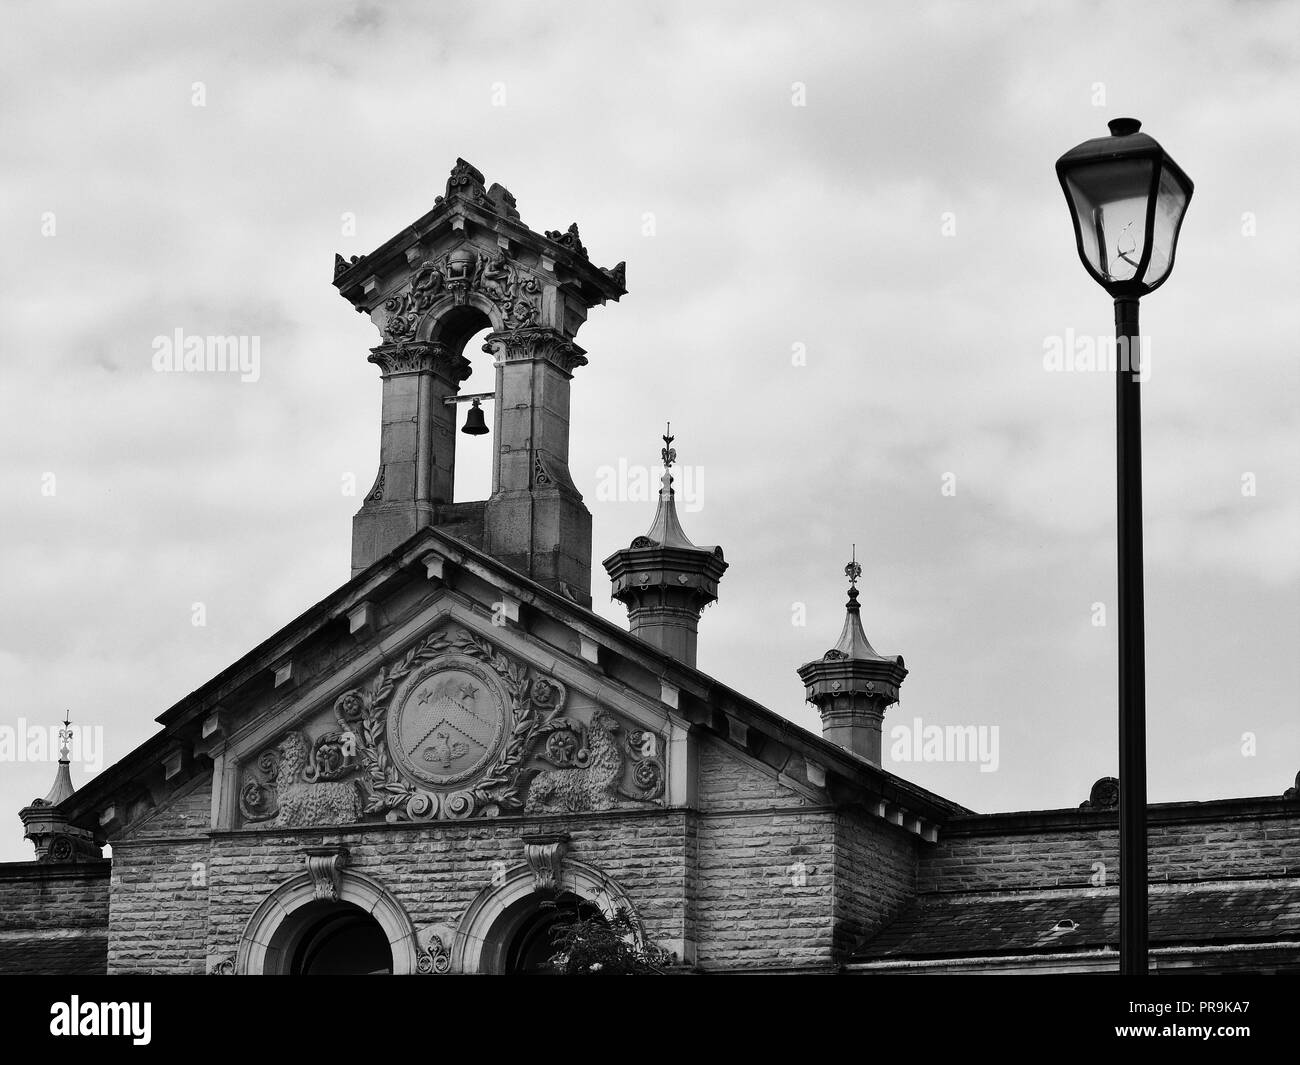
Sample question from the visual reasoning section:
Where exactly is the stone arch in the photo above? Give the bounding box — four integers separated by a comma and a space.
424, 297, 500, 499
420, 293, 504, 349
235, 868, 420, 975
451, 859, 641, 974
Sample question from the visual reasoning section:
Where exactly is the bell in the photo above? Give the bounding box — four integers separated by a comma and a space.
461, 397, 489, 436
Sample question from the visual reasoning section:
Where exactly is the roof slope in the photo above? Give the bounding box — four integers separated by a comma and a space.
854, 878, 1300, 961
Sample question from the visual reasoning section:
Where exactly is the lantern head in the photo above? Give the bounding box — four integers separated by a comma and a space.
1056, 118, 1193, 298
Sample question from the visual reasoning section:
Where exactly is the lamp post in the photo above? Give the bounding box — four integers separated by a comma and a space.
1056, 118, 1193, 975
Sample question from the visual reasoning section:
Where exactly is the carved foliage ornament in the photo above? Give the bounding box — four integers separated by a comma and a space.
381, 246, 542, 342
543, 222, 588, 259
525, 714, 666, 813
482, 328, 588, 374
417, 935, 452, 974
366, 341, 471, 382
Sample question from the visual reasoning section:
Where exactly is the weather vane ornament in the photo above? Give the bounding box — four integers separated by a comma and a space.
845, 545, 862, 589
58, 712, 72, 761
661, 422, 676, 471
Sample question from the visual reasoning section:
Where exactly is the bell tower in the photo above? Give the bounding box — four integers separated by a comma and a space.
334, 160, 626, 606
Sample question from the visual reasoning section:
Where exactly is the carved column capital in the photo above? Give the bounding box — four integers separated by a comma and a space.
367, 341, 470, 382
522, 833, 570, 894
303, 845, 348, 902
483, 328, 588, 376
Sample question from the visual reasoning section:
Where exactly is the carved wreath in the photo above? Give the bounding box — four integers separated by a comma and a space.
351, 629, 582, 822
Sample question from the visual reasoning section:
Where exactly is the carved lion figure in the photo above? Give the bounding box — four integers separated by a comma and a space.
526, 710, 624, 814
273, 731, 364, 828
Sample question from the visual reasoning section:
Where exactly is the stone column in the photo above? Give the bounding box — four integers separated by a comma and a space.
481, 328, 593, 605
352, 341, 469, 575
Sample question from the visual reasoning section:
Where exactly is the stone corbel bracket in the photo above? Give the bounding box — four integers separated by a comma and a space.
303, 845, 349, 902
522, 833, 570, 895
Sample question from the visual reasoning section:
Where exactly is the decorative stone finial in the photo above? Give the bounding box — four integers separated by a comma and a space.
1080, 776, 1120, 809
603, 425, 727, 668
19, 712, 102, 862
797, 547, 908, 765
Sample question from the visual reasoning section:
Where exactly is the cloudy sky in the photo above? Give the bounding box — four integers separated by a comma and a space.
1, 0, 1296, 860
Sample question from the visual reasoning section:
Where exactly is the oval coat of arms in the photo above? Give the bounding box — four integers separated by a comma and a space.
387, 655, 510, 789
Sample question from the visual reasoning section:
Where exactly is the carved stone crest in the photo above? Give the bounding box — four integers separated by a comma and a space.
387, 655, 510, 790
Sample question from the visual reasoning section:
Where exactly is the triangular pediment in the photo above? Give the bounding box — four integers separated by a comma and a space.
225, 590, 677, 829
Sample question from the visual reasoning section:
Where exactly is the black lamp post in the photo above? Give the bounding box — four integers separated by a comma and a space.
1056, 118, 1193, 975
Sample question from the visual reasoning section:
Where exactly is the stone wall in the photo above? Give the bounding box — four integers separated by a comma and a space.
98, 737, 936, 974
832, 813, 918, 957
108, 837, 210, 973
0, 861, 111, 974
105, 809, 694, 974
694, 739, 839, 971
918, 801, 1300, 893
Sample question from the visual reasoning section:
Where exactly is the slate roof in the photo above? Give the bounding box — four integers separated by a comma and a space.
0, 932, 107, 975
853, 878, 1300, 961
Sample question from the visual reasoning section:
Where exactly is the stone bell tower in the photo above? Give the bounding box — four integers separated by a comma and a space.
797, 551, 908, 765
334, 160, 626, 605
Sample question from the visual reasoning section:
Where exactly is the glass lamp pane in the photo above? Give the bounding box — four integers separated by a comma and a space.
1064, 158, 1155, 284
1142, 166, 1189, 289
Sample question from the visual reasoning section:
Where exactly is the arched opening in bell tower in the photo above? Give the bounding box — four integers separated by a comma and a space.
429, 304, 496, 504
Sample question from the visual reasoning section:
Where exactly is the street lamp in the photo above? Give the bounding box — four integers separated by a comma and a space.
1056, 118, 1193, 976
